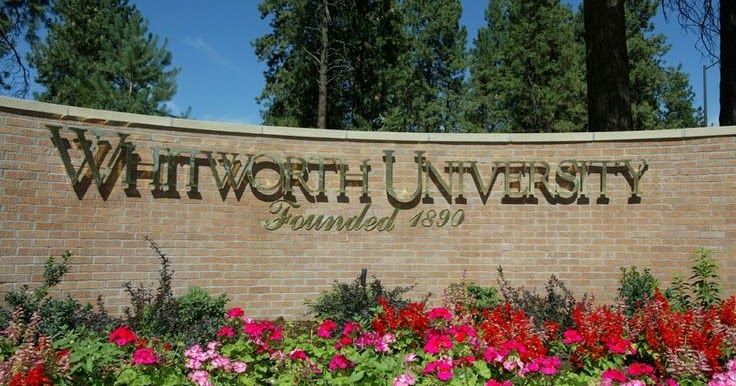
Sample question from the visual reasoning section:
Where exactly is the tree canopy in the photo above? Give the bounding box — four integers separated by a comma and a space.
30, 0, 178, 116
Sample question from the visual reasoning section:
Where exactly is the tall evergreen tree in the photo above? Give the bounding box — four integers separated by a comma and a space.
625, 0, 701, 129
255, 0, 404, 130
30, 0, 178, 116
382, 0, 468, 132
468, 0, 587, 133
0, 0, 50, 97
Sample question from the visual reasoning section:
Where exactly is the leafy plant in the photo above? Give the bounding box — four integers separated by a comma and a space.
2, 251, 117, 336
689, 247, 722, 308
443, 271, 501, 316
665, 273, 692, 311
617, 266, 660, 314
306, 269, 414, 326
496, 266, 587, 330
176, 286, 228, 345
124, 237, 229, 344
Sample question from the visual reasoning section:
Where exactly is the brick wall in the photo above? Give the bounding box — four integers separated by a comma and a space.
1, 99, 735, 318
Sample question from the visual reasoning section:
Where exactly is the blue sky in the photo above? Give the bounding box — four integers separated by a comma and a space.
38, 1, 726, 126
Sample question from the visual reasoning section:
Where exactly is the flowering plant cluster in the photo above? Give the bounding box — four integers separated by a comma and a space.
2, 291, 736, 385
0, 310, 68, 386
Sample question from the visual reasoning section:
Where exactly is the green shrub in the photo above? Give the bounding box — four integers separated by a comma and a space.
2, 251, 117, 336
617, 266, 659, 314
467, 283, 502, 310
176, 286, 228, 344
124, 237, 228, 344
306, 269, 414, 326
496, 266, 586, 330
443, 272, 502, 315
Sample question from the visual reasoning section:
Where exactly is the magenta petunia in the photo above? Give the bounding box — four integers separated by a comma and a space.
226, 307, 244, 318
132, 347, 157, 365
317, 320, 338, 339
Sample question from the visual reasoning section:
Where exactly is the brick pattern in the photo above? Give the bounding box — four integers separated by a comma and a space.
1, 110, 735, 318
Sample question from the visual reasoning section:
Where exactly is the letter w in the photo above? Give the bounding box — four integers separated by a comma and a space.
48, 125, 131, 188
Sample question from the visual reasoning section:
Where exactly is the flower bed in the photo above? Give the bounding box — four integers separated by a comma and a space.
3, 291, 736, 385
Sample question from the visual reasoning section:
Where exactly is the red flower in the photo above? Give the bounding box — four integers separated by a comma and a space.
226, 307, 244, 318
627, 362, 654, 377
217, 325, 235, 338
109, 325, 137, 346
601, 368, 627, 382
328, 354, 353, 372
9, 364, 51, 386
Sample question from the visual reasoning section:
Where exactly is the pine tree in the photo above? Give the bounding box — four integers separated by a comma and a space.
382, 0, 468, 132
625, 0, 701, 129
468, 0, 587, 133
255, 0, 405, 130
30, 0, 178, 116
0, 0, 50, 97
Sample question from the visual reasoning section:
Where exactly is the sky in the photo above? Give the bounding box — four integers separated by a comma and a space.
26, 0, 724, 127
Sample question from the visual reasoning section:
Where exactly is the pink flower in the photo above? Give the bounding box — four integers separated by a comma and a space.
232, 361, 247, 374
109, 325, 137, 346
216, 326, 235, 338
317, 320, 337, 339
451, 324, 477, 343
188, 370, 212, 386
605, 336, 632, 355
342, 321, 361, 337
626, 362, 654, 377
132, 347, 157, 365
562, 329, 583, 345
537, 356, 561, 376
393, 373, 416, 386
664, 379, 678, 386
423, 357, 454, 382
226, 307, 244, 318
328, 354, 353, 372
428, 307, 453, 321
424, 333, 453, 355
405, 353, 418, 363
486, 380, 512, 386
602, 368, 628, 382
484, 347, 504, 363
289, 348, 308, 361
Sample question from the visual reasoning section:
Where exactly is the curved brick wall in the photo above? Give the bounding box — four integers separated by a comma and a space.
1, 97, 735, 318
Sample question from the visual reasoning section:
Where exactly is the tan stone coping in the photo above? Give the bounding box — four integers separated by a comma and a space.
2, 96, 735, 143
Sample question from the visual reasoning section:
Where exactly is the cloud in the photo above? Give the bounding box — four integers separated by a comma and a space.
183, 36, 241, 72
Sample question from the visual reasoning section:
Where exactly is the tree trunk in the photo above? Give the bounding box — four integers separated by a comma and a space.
317, 0, 329, 130
583, 0, 633, 131
720, 0, 736, 125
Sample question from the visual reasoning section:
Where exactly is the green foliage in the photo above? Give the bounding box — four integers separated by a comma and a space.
124, 237, 228, 345
617, 266, 660, 314
443, 272, 502, 314
467, 282, 502, 310
665, 273, 692, 311
382, 0, 469, 132
2, 251, 117, 336
664, 248, 722, 310
53, 328, 125, 386
496, 266, 584, 330
624, 0, 702, 130
689, 247, 722, 308
467, 0, 587, 132
30, 0, 178, 115
176, 287, 228, 345
306, 270, 414, 326
0, 0, 50, 96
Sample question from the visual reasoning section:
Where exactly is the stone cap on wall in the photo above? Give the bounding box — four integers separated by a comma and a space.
2, 96, 735, 143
